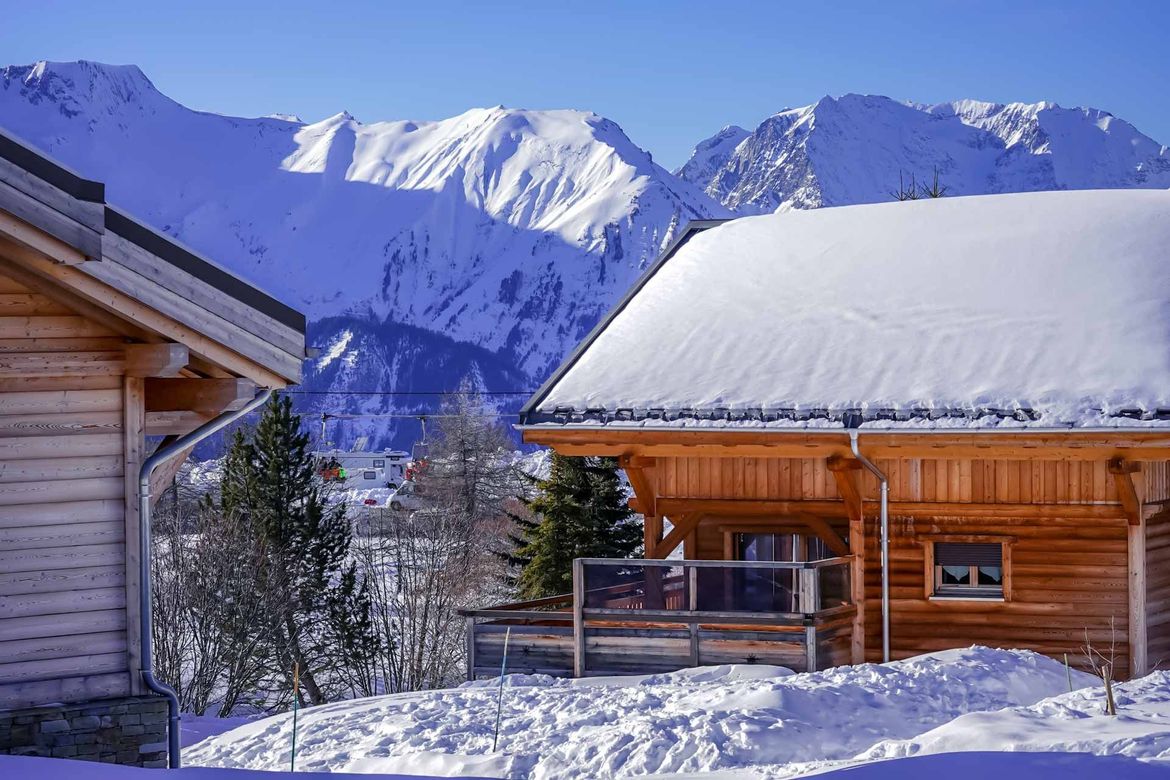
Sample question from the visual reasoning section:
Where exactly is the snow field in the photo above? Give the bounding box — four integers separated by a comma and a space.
184, 647, 1098, 778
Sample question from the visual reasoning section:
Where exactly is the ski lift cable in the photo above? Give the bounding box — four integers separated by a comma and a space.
284, 389, 537, 396
319, 412, 521, 419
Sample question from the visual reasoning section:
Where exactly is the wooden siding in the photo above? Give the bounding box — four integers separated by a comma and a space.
641, 452, 1150, 676
1146, 509, 1170, 669
660, 456, 1119, 504
0, 270, 132, 708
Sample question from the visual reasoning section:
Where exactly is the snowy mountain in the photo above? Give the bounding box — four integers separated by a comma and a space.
5, 62, 1170, 447
678, 94, 1170, 213
0, 60, 727, 445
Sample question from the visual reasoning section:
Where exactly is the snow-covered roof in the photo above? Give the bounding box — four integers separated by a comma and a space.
524, 189, 1170, 430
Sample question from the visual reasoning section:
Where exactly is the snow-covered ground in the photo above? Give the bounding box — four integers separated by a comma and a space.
8, 648, 1169, 779
179, 647, 1150, 779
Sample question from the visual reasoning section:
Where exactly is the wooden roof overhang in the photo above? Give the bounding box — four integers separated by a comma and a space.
0, 127, 307, 436
519, 425, 1170, 462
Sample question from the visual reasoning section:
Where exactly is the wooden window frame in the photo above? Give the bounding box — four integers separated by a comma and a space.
920, 534, 1015, 603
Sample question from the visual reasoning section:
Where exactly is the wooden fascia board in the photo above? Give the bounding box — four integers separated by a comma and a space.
81, 256, 302, 383
0, 236, 297, 387
522, 427, 1170, 461
0, 209, 86, 265
0, 169, 102, 260
102, 231, 304, 358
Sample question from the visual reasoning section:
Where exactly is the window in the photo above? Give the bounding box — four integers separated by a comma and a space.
373, 459, 385, 468
363, 470, 377, 480
933, 542, 1004, 599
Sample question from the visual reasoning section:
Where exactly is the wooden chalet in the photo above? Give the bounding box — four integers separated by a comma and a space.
0, 129, 305, 765
465, 189, 1170, 682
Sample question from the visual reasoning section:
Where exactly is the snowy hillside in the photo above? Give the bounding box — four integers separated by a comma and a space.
678, 94, 1170, 213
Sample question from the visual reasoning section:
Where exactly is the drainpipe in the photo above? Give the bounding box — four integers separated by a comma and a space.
847, 426, 891, 663
138, 388, 273, 768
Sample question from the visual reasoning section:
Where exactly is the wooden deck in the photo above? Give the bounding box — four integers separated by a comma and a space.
462, 557, 855, 678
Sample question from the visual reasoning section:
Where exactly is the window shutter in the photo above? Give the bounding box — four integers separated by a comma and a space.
935, 542, 1001, 567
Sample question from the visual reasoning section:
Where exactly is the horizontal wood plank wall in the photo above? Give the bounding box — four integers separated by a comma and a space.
1146, 510, 1170, 670
659, 456, 1118, 504
0, 270, 131, 709
654, 453, 1142, 675
864, 512, 1129, 673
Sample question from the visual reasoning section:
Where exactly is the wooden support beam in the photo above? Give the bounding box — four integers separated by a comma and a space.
619, 454, 658, 518
794, 512, 850, 557
145, 377, 256, 414
1110, 457, 1143, 526
125, 343, 188, 378
145, 410, 212, 436
655, 513, 702, 559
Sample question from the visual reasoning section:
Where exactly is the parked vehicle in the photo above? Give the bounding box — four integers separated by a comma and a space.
313, 447, 411, 488
388, 480, 426, 512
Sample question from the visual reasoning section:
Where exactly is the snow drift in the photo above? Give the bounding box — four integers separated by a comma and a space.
184, 648, 1095, 778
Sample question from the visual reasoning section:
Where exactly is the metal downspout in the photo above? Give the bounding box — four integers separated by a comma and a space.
137, 388, 273, 768
848, 429, 891, 663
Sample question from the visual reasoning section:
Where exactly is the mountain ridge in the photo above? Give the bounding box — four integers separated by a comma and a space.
4, 60, 1169, 448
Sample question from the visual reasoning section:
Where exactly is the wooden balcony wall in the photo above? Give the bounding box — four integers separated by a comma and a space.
621, 453, 1170, 679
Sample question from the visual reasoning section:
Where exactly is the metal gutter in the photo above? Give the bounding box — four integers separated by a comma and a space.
519, 219, 733, 424
137, 388, 273, 768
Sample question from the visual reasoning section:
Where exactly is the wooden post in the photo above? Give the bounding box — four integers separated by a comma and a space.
805, 624, 818, 673
688, 565, 700, 666
1112, 458, 1148, 678
572, 558, 586, 678
1129, 521, 1148, 678
465, 616, 476, 682
123, 376, 145, 695
828, 456, 867, 664
799, 568, 818, 614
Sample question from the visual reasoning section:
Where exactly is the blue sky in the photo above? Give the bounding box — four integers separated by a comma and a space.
5, 1, 1168, 169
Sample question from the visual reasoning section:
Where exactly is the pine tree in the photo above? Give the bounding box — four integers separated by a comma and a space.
513, 453, 642, 599
224, 394, 380, 705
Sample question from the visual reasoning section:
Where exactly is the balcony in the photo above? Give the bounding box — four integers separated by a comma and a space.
462, 556, 856, 679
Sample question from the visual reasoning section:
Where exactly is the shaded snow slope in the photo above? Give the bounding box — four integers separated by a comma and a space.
860, 669, 1170, 763
533, 189, 1170, 428
679, 94, 1170, 214
185, 648, 1092, 779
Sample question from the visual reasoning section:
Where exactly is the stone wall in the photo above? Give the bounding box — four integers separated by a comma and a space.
0, 695, 169, 767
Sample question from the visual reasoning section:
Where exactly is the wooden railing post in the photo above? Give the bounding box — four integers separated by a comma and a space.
688, 564, 700, 666
572, 558, 586, 678
799, 567, 818, 614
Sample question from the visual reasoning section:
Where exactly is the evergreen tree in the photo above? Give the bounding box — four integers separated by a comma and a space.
222, 394, 380, 705
513, 453, 642, 599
